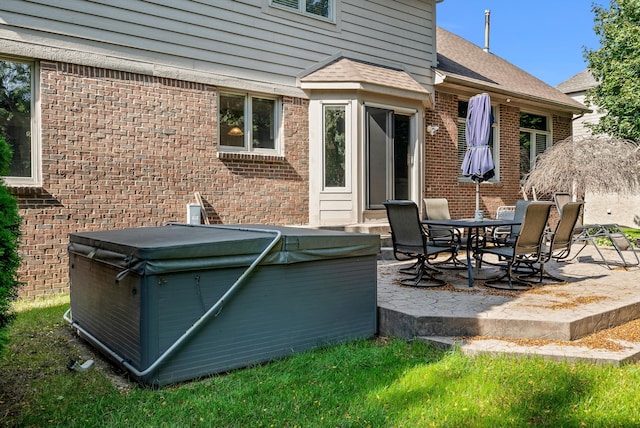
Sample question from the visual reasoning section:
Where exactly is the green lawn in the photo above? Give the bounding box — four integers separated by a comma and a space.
589, 226, 640, 248
2, 295, 640, 427
621, 227, 640, 242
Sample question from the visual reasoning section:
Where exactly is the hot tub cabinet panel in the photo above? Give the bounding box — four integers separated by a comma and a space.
68, 225, 379, 386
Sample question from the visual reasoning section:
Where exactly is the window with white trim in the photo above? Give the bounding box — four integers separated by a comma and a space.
271, 0, 333, 20
520, 112, 550, 180
323, 104, 346, 188
219, 92, 281, 153
457, 100, 499, 180
1, 57, 40, 185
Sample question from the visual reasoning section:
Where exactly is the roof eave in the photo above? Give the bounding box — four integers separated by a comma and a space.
435, 71, 591, 115
300, 81, 433, 108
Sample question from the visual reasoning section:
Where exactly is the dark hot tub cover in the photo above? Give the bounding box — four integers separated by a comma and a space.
68, 224, 380, 277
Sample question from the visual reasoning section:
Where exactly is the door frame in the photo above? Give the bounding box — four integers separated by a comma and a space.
362, 102, 422, 214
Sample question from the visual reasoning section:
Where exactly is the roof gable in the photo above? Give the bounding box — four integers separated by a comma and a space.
299, 57, 432, 106
556, 69, 597, 94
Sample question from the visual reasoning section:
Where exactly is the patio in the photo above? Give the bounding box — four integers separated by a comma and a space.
376, 244, 640, 365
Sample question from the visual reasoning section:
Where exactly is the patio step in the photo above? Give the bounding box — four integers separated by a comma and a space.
420, 336, 640, 365
376, 247, 640, 365
342, 222, 390, 236
315, 222, 393, 257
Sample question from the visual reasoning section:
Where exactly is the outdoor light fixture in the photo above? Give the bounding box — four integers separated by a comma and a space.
227, 126, 244, 136
427, 125, 439, 136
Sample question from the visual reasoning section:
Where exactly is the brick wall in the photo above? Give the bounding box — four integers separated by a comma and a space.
13, 61, 309, 298
553, 115, 573, 143
425, 92, 573, 219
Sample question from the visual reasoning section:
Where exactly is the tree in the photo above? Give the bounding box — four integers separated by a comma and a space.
523, 135, 640, 200
585, 0, 640, 142
0, 134, 21, 337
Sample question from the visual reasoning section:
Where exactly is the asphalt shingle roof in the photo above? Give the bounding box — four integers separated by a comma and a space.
436, 27, 588, 113
556, 69, 597, 93
300, 57, 428, 94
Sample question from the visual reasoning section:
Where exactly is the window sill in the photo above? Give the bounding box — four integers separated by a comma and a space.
217, 151, 286, 162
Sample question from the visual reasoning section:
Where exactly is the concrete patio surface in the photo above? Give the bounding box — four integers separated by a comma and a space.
376, 245, 640, 365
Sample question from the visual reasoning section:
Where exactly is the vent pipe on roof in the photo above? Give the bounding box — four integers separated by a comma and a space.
483, 9, 491, 53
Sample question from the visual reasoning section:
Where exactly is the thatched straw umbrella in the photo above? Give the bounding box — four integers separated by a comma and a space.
523, 135, 640, 201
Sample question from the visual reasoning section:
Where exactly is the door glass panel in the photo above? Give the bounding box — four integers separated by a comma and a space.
367, 107, 390, 209
394, 115, 410, 200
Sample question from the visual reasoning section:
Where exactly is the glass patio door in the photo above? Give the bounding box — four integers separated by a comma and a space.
366, 107, 410, 209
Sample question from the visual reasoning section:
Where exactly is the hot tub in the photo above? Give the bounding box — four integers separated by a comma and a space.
66, 224, 379, 386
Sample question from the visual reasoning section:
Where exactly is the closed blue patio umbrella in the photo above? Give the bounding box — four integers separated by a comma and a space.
461, 93, 494, 215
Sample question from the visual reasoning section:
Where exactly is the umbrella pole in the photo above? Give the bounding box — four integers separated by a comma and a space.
473, 180, 483, 221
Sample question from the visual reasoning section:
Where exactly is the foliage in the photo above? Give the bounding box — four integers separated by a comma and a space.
0, 60, 32, 177
523, 135, 640, 198
323, 106, 346, 187
0, 134, 21, 333
585, 0, 640, 142
3, 296, 640, 427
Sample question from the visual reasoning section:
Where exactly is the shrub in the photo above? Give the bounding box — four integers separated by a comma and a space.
0, 134, 21, 332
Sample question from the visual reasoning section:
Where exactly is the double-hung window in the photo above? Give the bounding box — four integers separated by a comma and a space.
219, 93, 281, 154
519, 112, 550, 180
271, 0, 333, 20
457, 100, 498, 180
0, 57, 40, 185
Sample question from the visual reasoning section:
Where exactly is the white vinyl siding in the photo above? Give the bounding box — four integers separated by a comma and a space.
570, 92, 605, 138
0, 0, 437, 95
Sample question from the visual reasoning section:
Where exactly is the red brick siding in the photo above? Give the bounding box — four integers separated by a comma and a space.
425, 92, 572, 219
553, 115, 573, 144
13, 61, 309, 298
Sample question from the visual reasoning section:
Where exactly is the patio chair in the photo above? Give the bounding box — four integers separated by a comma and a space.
474, 201, 553, 289
554, 192, 639, 269
531, 201, 584, 283
489, 205, 515, 243
423, 198, 465, 268
489, 200, 531, 247
384, 200, 459, 287
553, 192, 571, 214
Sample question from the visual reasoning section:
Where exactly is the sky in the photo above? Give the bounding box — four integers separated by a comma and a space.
436, 1, 605, 87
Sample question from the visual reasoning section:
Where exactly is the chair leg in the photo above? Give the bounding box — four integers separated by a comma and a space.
538, 263, 567, 283
483, 260, 532, 291
399, 258, 444, 276
517, 261, 566, 284
427, 249, 467, 270
400, 256, 446, 287
426, 255, 466, 271
399, 258, 421, 275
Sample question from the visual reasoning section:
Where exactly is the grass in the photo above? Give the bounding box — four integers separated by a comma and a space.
621, 227, 640, 241
2, 296, 640, 427
588, 226, 639, 248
